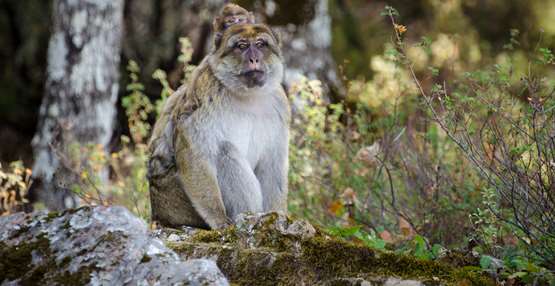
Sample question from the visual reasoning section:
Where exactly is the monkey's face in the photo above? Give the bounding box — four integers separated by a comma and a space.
211, 24, 283, 93
222, 13, 251, 29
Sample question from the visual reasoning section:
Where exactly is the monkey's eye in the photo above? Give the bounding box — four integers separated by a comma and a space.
236, 42, 249, 50
255, 40, 267, 48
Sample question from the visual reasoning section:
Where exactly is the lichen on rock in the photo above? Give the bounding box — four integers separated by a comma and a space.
0, 206, 228, 285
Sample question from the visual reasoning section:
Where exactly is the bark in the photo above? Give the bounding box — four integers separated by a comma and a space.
30, 0, 124, 210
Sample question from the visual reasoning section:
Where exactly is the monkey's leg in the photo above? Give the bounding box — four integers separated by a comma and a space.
174, 126, 230, 229
217, 141, 263, 220
255, 142, 288, 213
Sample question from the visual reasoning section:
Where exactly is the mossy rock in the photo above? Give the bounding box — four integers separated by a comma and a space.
166, 213, 495, 286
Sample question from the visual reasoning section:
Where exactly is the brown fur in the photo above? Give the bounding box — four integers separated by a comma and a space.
148, 20, 289, 229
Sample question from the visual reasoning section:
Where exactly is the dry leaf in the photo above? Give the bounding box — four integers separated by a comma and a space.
379, 230, 394, 243
328, 200, 343, 215
399, 217, 416, 238
355, 142, 381, 166
394, 24, 407, 34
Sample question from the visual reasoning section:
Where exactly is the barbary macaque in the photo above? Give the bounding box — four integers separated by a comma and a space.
147, 5, 289, 229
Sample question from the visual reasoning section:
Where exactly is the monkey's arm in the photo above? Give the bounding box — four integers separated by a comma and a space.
256, 132, 289, 213
173, 123, 231, 229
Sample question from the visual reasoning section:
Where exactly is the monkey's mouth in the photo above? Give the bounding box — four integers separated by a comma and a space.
240, 70, 266, 87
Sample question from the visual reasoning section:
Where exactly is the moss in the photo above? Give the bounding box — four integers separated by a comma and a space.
52, 267, 95, 285
300, 237, 495, 285
172, 240, 310, 285
0, 234, 50, 283
439, 250, 480, 267
60, 256, 72, 267
169, 227, 496, 286
0, 233, 97, 285
188, 226, 240, 246
452, 266, 496, 286
8, 225, 30, 239
45, 211, 60, 222
222, 249, 307, 285
141, 254, 152, 263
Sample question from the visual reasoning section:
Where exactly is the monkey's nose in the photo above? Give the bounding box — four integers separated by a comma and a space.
248, 58, 260, 70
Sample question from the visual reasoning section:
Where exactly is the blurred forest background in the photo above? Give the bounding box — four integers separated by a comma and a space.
1, 0, 555, 284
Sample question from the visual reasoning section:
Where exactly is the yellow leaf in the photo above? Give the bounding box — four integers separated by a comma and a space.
394, 24, 407, 34
328, 200, 343, 215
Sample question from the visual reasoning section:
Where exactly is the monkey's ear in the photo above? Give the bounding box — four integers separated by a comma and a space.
213, 16, 222, 33
213, 32, 224, 51
212, 16, 224, 51
270, 27, 281, 47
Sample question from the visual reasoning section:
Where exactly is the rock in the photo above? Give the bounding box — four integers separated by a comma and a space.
234, 212, 316, 249
0, 206, 228, 286
383, 278, 425, 286
165, 212, 495, 286
0, 207, 494, 286
322, 277, 424, 286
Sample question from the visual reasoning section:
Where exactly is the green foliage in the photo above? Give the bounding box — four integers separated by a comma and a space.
123, 60, 153, 144
378, 6, 555, 283
538, 47, 554, 65
326, 225, 387, 250
380, 6, 399, 17
326, 224, 449, 262
178, 37, 196, 84
303, 5, 555, 284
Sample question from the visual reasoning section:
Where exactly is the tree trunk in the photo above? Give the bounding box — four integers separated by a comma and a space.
29, 0, 124, 210
251, 0, 344, 99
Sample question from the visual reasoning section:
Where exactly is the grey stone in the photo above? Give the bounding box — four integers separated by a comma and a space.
0, 206, 228, 286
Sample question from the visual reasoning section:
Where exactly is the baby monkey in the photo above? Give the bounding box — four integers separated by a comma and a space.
212, 3, 256, 48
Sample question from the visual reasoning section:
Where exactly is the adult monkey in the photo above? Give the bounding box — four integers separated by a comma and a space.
147, 4, 289, 229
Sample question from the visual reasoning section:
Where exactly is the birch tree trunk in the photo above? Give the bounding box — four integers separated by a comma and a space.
30, 0, 124, 210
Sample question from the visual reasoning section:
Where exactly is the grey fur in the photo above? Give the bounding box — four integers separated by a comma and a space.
147, 25, 290, 229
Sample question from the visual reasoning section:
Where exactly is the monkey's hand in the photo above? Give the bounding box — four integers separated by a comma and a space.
173, 124, 230, 229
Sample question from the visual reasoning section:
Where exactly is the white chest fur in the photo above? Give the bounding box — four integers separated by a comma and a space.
186, 87, 287, 169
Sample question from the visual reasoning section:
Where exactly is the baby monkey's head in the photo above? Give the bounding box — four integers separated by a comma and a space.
213, 3, 255, 32
212, 4, 256, 50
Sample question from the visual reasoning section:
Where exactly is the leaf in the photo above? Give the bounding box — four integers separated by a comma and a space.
327, 225, 361, 238
379, 230, 393, 243
380, 5, 399, 17
508, 271, 528, 279
429, 67, 440, 77
431, 244, 443, 258
399, 217, 415, 237
480, 255, 493, 269
394, 24, 407, 34
413, 235, 431, 260
328, 200, 344, 216
355, 142, 381, 166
